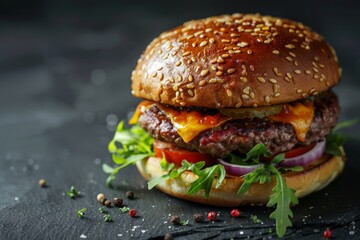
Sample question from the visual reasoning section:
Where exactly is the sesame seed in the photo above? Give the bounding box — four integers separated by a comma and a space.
199, 41, 208, 47
227, 68, 236, 74
195, 66, 200, 72
159, 73, 164, 80
250, 65, 255, 71
200, 70, 209, 76
216, 71, 223, 76
269, 78, 277, 84
217, 57, 225, 63
216, 78, 223, 83
234, 50, 241, 53
312, 61, 318, 68
250, 92, 255, 99
175, 61, 182, 66
314, 74, 319, 79
191, 56, 196, 62
273, 84, 279, 92
257, 77, 266, 83
241, 94, 250, 100
272, 50, 280, 55
192, 42, 197, 48
209, 78, 217, 84
235, 103, 242, 108
209, 38, 215, 44
176, 75, 182, 82
286, 56, 293, 62
305, 70, 312, 75
226, 89, 232, 97
188, 75, 193, 82
273, 67, 279, 74
285, 44, 295, 49
199, 80, 205, 86
247, 49, 252, 55
240, 77, 247, 82
162, 53, 169, 60
284, 76, 291, 82
221, 39, 230, 43
180, 102, 186, 106
243, 87, 250, 94
296, 89, 303, 93
265, 96, 270, 103
313, 67, 319, 73
289, 52, 296, 57
274, 93, 280, 97
188, 90, 194, 96
319, 64, 325, 69
182, 51, 191, 56
205, 28, 212, 32
186, 83, 194, 89
238, 42, 248, 47
294, 70, 302, 74
210, 58, 217, 64
294, 60, 299, 66
172, 85, 179, 91
264, 39, 272, 44
151, 72, 157, 78
242, 70, 247, 76
210, 66, 217, 71
314, 56, 319, 61
169, 77, 174, 83
222, 54, 230, 58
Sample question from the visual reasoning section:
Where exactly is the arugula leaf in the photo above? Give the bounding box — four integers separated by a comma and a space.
231, 143, 270, 164
332, 118, 358, 132
119, 207, 131, 213
237, 165, 271, 195
267, 164, 298, 237
104, 121, 154, 187
188, 163, 226, 198
325, 133, 346, 156
66, 186, 80, 199
76, 208, 87, 218
250, 214, 262, 224
148, 159, 225, 199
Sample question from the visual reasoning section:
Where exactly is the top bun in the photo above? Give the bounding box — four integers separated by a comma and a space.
131, 14, 340, 108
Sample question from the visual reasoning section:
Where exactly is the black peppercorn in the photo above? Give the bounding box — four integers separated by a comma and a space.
113, 197, 123, 207
170, 215, 180, 225
164, 233, 173, 240
104, 199, 111, 207
193, 213, 204, 223
126, 191, 134, 199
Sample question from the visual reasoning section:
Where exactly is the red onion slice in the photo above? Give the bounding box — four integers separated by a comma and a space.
278, 140, 326, 168
216, 158, 263, 177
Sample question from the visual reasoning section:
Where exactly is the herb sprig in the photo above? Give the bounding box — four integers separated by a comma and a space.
77, 208, 87, 218
66, 186, 80, 199
103, 122, 153, 187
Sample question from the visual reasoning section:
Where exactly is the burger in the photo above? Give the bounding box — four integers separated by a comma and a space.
106, 13, 345, 236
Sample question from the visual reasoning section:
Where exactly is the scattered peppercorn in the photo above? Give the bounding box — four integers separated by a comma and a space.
104, 199, 111, 207
193, 213, 204, 223
323, 228, 332, 238
170, 215, 180, 225
207, 211, 217, 221
126, 191, 134, 199
129, 209, 137, 218
113, 197, 123, 207
230, 209, 241, 218
100, 198, 107, 205
97, 193, 105, 202
164, 233, 173, 240
39, 179, 47, 188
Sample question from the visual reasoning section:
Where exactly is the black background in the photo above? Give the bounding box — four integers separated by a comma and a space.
0, 0, 359, 239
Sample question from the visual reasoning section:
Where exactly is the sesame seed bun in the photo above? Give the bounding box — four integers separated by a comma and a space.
131, 13, 340, 108
136, 151, 345, 207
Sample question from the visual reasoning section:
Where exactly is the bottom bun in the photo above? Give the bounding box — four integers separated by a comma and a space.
136, 150, 345, 207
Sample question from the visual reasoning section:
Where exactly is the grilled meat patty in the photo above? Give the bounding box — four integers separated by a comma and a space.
138, 91, 339, 157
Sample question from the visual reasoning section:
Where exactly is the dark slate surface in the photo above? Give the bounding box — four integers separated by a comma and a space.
0, 0, 359, 239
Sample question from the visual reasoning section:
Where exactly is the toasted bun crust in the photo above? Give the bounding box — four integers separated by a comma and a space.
136, 151, 345, 207
132, 13, 340, 108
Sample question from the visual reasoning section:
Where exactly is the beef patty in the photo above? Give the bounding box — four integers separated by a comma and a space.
138, 91, 339, 157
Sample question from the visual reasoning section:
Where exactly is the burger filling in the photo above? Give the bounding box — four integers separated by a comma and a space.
136, 91, 339, 158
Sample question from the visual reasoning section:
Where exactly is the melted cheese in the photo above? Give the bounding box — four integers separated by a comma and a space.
156, 105, 231, 143
128, 100, 155, 124
269, 102, 314, 142
130, 101, 230, 143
